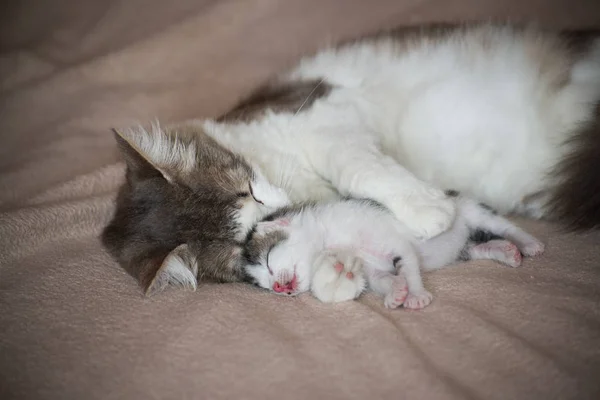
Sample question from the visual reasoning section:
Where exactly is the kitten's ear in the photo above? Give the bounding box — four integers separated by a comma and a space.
145, 244, 198, 296
112, 123, 197, 182
255, 218, 291, 235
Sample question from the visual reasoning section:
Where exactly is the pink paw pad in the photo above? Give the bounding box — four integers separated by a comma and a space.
393, 291, 408, 303
513, 250, 522, 264
345, 271, 354, 280
503, 243, 522, 266
403, 291, 433, 310
334, 262, 344, 273
503, 243, 520, 256
384, 279, 409, 309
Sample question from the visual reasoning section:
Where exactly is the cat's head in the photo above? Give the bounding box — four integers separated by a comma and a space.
101, 121, 290, 296
242, 216, 312, 296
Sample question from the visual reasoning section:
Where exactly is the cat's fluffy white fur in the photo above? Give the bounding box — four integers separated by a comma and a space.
244, 196, 545, 309
194, 24, 600, 240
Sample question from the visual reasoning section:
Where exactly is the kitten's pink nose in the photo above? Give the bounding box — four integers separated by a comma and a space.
273, 282, 285, 293
273, 281, 293, 294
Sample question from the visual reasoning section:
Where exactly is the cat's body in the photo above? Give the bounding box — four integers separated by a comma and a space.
102, 23, 600, 294
209, 24, 600, 220
243, 193, 545, 309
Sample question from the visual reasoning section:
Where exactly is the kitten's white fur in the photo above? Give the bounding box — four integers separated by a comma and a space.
244, 197, 544, 309
197, 25, 600, 239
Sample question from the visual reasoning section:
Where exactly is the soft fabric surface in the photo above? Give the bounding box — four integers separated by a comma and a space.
1, 1, 600, 399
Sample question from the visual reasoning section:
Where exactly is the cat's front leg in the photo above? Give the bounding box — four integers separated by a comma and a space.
309, 141, 455, 239
310, 249, 367, 303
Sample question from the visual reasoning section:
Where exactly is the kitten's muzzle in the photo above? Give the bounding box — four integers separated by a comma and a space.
272, 273, 298, 295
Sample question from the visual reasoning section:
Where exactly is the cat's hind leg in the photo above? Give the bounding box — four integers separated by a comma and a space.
311, 249, 367, 303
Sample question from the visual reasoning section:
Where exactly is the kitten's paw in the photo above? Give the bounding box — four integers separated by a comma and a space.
311, 250, 366, 303
383, 276, 409, 309
497, 242, 522, 267
403, 290, 433, 310
390, 189, 456, 240
519, 239, 545, 257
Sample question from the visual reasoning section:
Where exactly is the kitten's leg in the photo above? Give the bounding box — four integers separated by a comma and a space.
311, 249, 367, 303
307, 139, 455, 240
392, 248, 433, 310
363, 240, 433, 309
460, 198, 545, 257
365, 268, 409, 309
465, 239, 523, 268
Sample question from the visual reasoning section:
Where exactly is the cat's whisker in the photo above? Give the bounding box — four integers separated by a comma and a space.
294, 78, 324, 117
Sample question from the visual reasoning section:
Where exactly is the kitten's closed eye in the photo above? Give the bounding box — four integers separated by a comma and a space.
266, 247, 274, 275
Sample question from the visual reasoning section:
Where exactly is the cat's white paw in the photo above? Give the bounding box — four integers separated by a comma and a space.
389, 188, 456, 240
383, 276, 409, 309
311, 250, 366, 303
403, 290, 433, 310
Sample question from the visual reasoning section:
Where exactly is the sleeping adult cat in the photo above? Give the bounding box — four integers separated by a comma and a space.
102, 23, 600, 295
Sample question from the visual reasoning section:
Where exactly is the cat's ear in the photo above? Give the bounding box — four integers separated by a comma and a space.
112, 128, 163, 180
255, 218, 291, 236
112, 122, 197, 183
145, 244, 198, 296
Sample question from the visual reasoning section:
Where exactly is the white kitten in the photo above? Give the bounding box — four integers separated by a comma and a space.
243, 193, 545, 309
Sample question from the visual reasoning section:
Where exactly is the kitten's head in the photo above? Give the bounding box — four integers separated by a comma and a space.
101, 121, 290, 295
243, 217, 311, 296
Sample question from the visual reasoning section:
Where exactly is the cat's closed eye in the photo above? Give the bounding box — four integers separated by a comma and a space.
249, 183, 264, 205
236, 183, 264, 204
